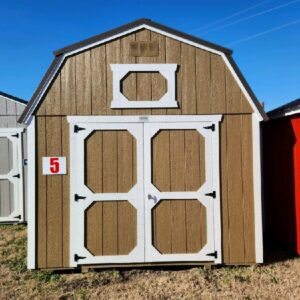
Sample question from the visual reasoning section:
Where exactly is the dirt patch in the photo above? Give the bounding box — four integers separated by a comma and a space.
0, 225, 299, 299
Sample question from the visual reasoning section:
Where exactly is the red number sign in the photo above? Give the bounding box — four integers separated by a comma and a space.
50, 157, 60, 174
43, 157, 66, 175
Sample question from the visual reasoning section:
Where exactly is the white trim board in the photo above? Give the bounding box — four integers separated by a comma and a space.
252, 113, 263, 263
67, 115, 223, 124
26, 117, 36, 269
22, 22, 265, 124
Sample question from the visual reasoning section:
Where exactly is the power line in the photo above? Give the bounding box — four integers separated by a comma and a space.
190, 0, 273, 34
197, 0, 300, 35
226, 18, 300, 46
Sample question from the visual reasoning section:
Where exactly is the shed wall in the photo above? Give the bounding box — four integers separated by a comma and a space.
0, 95, 27, 220
263, 117, 300, 255
34, 29, 256, 268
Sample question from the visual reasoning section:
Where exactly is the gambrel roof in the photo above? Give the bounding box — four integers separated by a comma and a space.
19, 18, 267, 124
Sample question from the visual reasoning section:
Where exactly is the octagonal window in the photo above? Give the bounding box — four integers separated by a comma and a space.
121, 71, 167, 101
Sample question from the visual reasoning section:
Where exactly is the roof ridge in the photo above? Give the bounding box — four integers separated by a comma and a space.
53, 18, 233, 57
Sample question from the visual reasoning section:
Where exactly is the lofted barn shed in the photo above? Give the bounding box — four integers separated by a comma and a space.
263, 99, 300, 255
0, 91, 27, 223
19, 19, 267, 270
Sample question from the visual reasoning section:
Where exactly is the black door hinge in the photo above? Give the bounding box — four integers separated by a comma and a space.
74, 194, 86, 201
11, 133, 19, 138
203, 124, 215, 131
74, 254, 86, 262
206, 251, 218, 259
205, 191, 216, 199
13, 174, 20, 179
14, 215, 21, 220
74, 125, 86, 133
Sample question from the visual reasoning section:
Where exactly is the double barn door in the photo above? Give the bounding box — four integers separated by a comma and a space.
69, 116, 221, 267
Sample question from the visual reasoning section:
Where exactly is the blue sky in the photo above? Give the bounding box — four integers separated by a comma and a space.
0, 0, 299, 111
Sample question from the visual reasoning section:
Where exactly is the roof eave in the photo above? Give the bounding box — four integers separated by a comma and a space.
0, 91, 27, 105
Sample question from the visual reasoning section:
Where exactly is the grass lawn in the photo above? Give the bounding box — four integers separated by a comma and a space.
0, 224, 299, 299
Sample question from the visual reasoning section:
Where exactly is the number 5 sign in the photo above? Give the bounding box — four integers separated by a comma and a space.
42, 157, 67, 175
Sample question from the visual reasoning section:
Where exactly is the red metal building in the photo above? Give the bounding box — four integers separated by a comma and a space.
263, 99, 300, 255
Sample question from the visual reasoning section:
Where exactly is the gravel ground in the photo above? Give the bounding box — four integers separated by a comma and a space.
0, 225, 299, 299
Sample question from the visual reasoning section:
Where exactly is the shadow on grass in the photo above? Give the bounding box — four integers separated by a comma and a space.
263, 238, 298, 264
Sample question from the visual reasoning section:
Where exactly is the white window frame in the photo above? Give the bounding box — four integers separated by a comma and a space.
0, 128, 24, 223
67, 115, 222, 266
110, 64, 178, 108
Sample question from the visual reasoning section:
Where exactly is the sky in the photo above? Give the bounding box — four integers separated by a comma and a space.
0, 0, 299, 111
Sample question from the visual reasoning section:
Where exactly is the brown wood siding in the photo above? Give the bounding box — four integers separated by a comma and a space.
36, 116, 255, 267
35, 29, 256, 268
36, 116, 69, 268
220, 115, 255, 264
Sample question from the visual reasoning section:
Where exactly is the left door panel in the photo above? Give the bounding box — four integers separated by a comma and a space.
69, 122, 144, 267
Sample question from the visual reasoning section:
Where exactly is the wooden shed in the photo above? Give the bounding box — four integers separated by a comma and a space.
19, 19, 267, 270
263, 99, 300, 255
0, 91, 27, 223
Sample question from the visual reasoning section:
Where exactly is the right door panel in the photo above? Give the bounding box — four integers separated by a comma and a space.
144, 122, 220, 262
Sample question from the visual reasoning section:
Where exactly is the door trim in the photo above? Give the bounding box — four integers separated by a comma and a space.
69, 122, 144, 267
67, 115, 222, 124
68, 115, 222, 266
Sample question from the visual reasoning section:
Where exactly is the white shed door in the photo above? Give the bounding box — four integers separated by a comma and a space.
144, 122, 218, 262
70, 123, 144, 267
69, 117, 221, 266
0, 129, 24, 223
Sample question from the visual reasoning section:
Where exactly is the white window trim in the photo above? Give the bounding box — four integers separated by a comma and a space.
110, 63, 178, 108
0, 127, 24, 223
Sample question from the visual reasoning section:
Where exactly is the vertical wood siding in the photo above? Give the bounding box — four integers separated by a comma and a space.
35, 29, 256, 267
